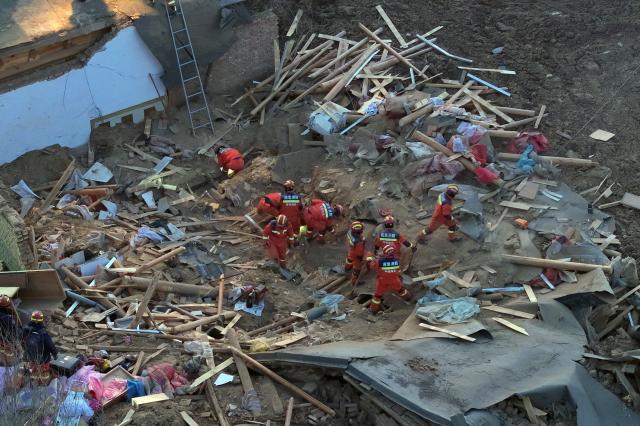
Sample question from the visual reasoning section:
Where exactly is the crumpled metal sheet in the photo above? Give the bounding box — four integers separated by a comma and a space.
254, 300, 640, 426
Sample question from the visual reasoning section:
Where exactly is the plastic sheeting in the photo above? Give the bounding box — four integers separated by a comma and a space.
255, 300, 640, 426
416, 297, 480, 325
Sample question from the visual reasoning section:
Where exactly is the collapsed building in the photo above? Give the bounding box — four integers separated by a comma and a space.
0, 1, 639, 425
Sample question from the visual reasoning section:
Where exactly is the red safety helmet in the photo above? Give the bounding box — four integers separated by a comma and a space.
275, 214, 288, 227
382, 244, 397, 257
31, 310, 44, 323
283, 180, 295, 191
332, 204, 344, 217
446, 184, 459, 197
383, 215, 395, 228
350, 221, 364, 234
0, 295, 10, 308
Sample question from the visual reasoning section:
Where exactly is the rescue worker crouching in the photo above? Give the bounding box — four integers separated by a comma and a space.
418, 184, 463, 243
303, 199, 343, 243
0, 294, 20, 366
23, 310, 58, 385
345, 221, 366, 286
374, 215, 416, 255
213, 143, 244, 178
263, 214, 295, 269
257, 192, 282, 217
366, 245, 412, 315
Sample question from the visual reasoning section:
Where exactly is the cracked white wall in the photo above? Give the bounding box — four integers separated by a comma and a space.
0, 26, 166, 165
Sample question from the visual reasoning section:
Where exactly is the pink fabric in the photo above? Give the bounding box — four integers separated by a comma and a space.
102, 378, 127, 402
508, 132, 549, 154
148, 363, 189, 391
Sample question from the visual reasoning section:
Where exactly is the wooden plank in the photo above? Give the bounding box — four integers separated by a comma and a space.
130, 274, 159, 330
284, 397, 294, 426
615, 368, 640, 409
220, 313, 242, 336
457, 66, 516, 75
180, 411, 200, 426
597, 305, 634, 340
118, 408, 135, 426
531, 177, 558, 187
442, 271, 474, 288
418, 322, 476, 342
188, 357, 235, 391
523, 284, 538, 303
462, 271, 476, 285
40, 159, 76, 213
317, 34, 357, 45
615, 283, 640, 305
286, 9, 303, 37
481, 265, 497, 274
518, 182, 540, 200
131, 351, 145, 376
534, 105, 546, 129
375, 5, 408, 47
499, 201, 553, 211
482, 305, 536, 319
493, 317, 529, 335
132, 393, 170, 408
462, 88, 514, 123
272, 331, 308, 348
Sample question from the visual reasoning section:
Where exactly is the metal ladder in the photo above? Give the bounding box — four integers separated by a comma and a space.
164, 0, 214, 135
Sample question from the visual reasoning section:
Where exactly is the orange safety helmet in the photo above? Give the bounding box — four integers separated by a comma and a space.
283, 180, 295, 191
350, 221, 364, 234
382, 244, 397, 257
446, 184, 459, 197
0, 295, 10, 308
31, 310, 45, 323
275, 214, 288, 227
383, 215, 395, 228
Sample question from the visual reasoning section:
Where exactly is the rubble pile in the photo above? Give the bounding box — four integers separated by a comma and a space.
1, 5, 640, 426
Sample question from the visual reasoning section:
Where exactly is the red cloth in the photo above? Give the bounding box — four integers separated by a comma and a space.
279, 191, 303, 232
257, 193, 282, 217
148, 363, 189, 391
470, 143, 488, 166
263, 222, 294, 263
345, 232, 366, 271
474, 166, 499, 184
508, 132, 549, 154
373, 229, 409, 253
217, 148, 245, 173
368, 256, 403, 297
303, 200, 334, 234
428, 192, 455, 232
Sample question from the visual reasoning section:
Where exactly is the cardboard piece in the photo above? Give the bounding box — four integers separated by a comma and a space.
589, 129, 615, 142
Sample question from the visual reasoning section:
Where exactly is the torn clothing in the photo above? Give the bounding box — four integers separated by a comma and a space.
216, 147, 245, 174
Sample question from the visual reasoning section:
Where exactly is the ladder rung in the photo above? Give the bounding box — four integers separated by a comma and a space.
183, 76, 198, 83
172, 28, 187, 35
177, 44, 191, 50
190, 107, 207, 114
187, 91, 203, 99
193, 123, 212, 130
179, 60, 195, 67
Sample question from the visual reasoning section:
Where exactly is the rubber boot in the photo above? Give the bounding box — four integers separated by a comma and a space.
351, 269, 361, 286
448, 230, 462, 242
369, 297, 382, 314
417, 229, 431, 245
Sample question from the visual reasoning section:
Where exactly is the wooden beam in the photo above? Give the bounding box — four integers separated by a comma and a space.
284, 397, 294, 426
40, 159, 76, 213
228, 329, 261, 415
130, 274, 159, 330
286, 10, 303, 37
523, 284, 538, 303
375, 5, 407, 47
188, 357, 234, 391
418, 322, 477, 342
482, 305, 536, 319
132, 393, 170, 408
502, 254, 612, 273
597, 305, 634, 340
462, 89, 514, 123
180, 411, 200, 426
442, 271, 474, 288
534, 105, 546, 128
497, 152, 598, 167
493, 317, 529, 335
131, 351, 145, 376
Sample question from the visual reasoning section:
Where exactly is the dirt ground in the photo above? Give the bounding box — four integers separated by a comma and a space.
250, 0, 640, 259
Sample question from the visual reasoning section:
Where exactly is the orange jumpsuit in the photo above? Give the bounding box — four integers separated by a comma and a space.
257, 193, 282, 217
263, 221, 294, 268
302, 199, 335, 242
373, 229, 411, 254
428, 192, 456, 233
279, 191, 303, 233
367, 255, 411, 314
217, 148, 245, 174
344, 232, 366, 285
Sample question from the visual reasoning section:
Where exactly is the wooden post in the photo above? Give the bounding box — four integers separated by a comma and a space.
123, 276, 217, 297
130, 274, 159, 330
247, 316, 300, 337
134, 246, 186, 275
206, 380, 230, 426
227, 329, 261, 416
284, 397, 294, 426
497, 153, 598, 167
217, 274, 225, 316
131, 350, 145, 376
40, 159, 76, 213
358, 23, 428, 79
228, 347, 336, 416
170, 311, 237, 334
502, 254, 612, 273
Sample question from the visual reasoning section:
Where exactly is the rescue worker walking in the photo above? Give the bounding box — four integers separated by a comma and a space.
373, 215, 416, 254
279, 180, 303, 235
344, 222, 366, 286
0, 295, 20, 366
302, 199, 343, 243
213, 143, 244, 177
263, 214, 295, 269
23, 311, 58, 385
366, 245, 412, 314
418, 184, 462, 243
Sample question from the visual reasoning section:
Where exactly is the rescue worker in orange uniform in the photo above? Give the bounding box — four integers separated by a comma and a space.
279, 180, 303, 235
23, 311, 58, 385
366, 245, 412, 314
0, 295, 20, 366
373, 215, 416, 255
418, 184, 462, 243
263, 214, 295, 268
302, 199, 343, 243
213, 143, 244, 177
257, 192, 282, 217
344, 222, 366, 286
